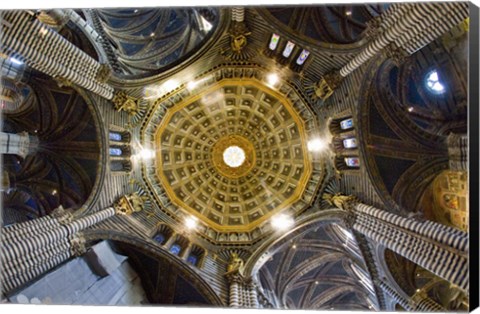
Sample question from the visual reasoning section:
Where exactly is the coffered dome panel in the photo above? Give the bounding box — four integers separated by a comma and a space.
142, 65, 323, 242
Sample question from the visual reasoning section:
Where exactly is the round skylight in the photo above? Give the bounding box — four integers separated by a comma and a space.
425, 70, 445, 94
223, 146, 245, 168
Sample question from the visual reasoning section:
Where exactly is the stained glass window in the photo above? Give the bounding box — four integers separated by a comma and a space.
109, 132, 122, 141
296, 49, 310, 65
340, 118, 354, 130
269, 33, 280, 50
345, 157, 360, 168
153, 233, 166, 244
170, 243, 182, 255
109, 148, 123, 156
343, 138, 357, 149
282, 41, 295, 58
187, 254, 198, 265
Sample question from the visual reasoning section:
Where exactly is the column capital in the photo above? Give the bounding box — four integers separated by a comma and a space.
383, 43, 408, 66
55, 76, 74, 88
69, 233, 87, 257
364, 16, 383, 40
50, 205, 74, 225
95, 64, 111, 83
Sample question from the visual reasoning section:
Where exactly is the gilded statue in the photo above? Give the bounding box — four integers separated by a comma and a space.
112, 91, 139, 115
314, 72, 343, 101
114, 192, 147, 215
226, 252, 245, 275
229, 22, 251, 54
322, 192, 357, 210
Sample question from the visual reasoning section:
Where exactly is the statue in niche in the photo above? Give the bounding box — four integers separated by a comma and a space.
229, 233, 238, 241
239, 233, 248, 241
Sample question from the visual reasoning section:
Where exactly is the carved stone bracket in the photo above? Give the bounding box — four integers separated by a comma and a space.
112, 91, 140, 115
383, 43, 408, 66
343, 210, 357, 229
364, 16, 383, 40
69, 233, 86, 257
114, 192, 147, 215
95, 64, 111, 83
225, 272, 245, 285
50, 205, 74, 225
55, 76, 74, 88
315, 71, 343, 101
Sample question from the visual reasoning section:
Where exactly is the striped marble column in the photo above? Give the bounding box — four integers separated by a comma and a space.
229, 280, 240, 307
0, 11, 114, 99
352, 203, 468, 292
248, 280, 259, 308
447, 133, 468, 171
232, 7, 245, 22
414, 295, 446, 312
378, 279, 446, 312
401, 3, 469, 54
377, 279, 413, 311
339, 2, 469, 78
0, 206, 117, 293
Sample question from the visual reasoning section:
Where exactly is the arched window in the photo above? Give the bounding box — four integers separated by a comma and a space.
340, 118, 354, 130
269, 33, 280, 51
296, 49, 310, 65
109, 147, 123, 156
109, 132, 123, 141
108, 128, 132, 173
425, 70, 445, 94
187, 254, 199, 266
169, 243, 182, 255
345, 157, 360, 168
343, 138, 357, 149
282, 41, 295, 58
153, 233, 166, 244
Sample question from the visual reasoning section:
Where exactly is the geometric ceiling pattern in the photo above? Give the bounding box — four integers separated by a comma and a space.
142, 65, 324, 243
155, 80, 311, 232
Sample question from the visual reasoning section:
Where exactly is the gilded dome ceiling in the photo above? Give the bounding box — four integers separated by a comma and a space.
142, 65, 323, 242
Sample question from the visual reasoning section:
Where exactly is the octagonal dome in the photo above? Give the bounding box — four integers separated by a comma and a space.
142, 65, 323, 243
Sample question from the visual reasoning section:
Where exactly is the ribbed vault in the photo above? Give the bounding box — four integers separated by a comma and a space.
257, 223, 376, 310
